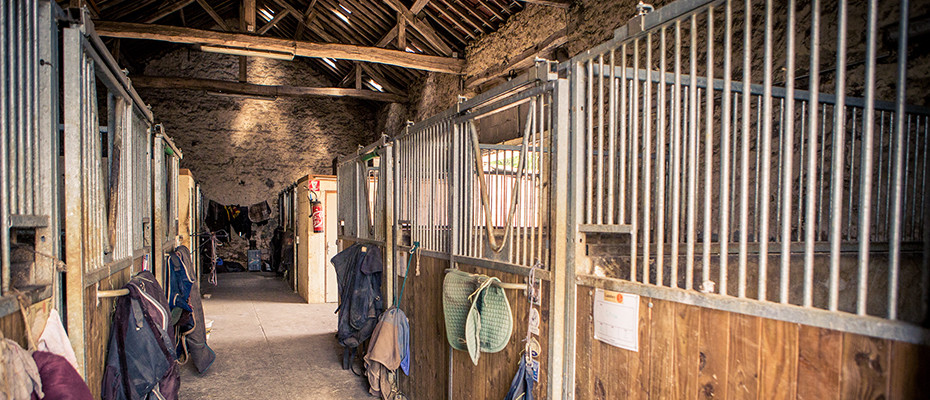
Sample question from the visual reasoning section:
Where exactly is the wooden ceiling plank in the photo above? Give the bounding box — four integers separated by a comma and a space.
436, 0, 483, 36
314, 0, 377, 43
488, 0, 513, 15
476, 0, 505, 22
349, 0, 395, 26
94, 21, 465, 73
420, 7, 467, 44
429, 0, 484, 39
327, 0, 390, 41
312, 8, 370, 44
143, 0, 196, 24
343, 0, 393, 30
355, 62, 363, 89
451, 0, 493, 30
257, 8, 291, 34
382, 0, 452, 55
105, 0, 153, 20
426, 1, 475, 40
195, 0, 232, 31
131, 75, 407, 102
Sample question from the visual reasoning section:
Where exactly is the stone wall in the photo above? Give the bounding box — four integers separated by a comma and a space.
383, 0, 929, 131
138, 49, 379, 263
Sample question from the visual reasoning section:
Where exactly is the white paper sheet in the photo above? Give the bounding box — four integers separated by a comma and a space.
592, 289, 640, 352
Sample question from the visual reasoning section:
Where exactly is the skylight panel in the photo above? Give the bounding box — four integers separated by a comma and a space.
367, 79, 384, 92
332, 9, 350, 24
321, 57, 338, 70
258, 8, 274, 22
338, 4, 352, 14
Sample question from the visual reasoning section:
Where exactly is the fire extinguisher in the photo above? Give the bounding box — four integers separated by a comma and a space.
311, 199, 324, 233
308, 183, 324, 233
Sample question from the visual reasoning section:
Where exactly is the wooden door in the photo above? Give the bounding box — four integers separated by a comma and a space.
324, 191, 339, 303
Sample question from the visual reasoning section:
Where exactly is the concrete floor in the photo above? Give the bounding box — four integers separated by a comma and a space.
179, 272, 371, 399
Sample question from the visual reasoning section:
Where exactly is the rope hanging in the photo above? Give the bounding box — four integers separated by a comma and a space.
467, 98, 536, 253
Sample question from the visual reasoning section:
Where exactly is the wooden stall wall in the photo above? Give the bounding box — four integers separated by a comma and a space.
0, 298, 52, 349
82, 266, 134, 398
397, 255, 550, 400
574, 285, 930, 400
297, 177, 311, 301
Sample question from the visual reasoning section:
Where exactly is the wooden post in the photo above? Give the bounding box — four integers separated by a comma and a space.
397, 13, 406, 50
239, 0, 255, 82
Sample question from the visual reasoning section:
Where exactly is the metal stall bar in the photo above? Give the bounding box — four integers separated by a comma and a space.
887, 0, 910, 319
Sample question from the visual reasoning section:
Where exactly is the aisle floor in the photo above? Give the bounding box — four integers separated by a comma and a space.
179, 272, 370, 399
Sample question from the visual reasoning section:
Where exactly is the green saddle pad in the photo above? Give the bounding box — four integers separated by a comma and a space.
443, 269, 513, 365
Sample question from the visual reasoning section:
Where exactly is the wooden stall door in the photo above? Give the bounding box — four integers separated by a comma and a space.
324, 191, 338, 303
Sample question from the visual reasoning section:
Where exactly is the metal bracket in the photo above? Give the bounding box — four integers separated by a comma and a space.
533, 58, 559, 82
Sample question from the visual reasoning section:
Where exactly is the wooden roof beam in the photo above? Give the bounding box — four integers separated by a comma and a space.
130, 75, 406, 102
195, 0, 231, 31
93, 21, 465, 73
518, 0, 569, 8
257, 8, 290, 34
410, 0, 431, 14
383, 0, 452, 56
293, 0, 319, 39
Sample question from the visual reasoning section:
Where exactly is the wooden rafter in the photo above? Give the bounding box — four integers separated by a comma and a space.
359, 63, 405, 95
427, 1, 476, 39
130, 75, 407, 102
449, 0, 492, 31
477, 0, 505, 22
144, 0, 196, 24
420, 7, 467, 44
293, 0, 319, 39
410, 0, 431, 14
93, 21, 465, 73
257, 8, 290, 34
383, 0, 452, 56
194, 0, 231, 31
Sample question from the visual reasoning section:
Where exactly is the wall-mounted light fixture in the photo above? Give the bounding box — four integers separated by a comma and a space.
200, 45, 295, 61
206, 91, 277, 101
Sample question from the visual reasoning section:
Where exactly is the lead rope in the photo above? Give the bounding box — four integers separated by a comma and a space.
395, 242, 420, 308
468, 99, 536, 253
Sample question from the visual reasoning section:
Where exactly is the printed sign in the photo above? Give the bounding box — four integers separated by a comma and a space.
309, 180, 321, 192
528, 308, 540, 336
593, 289, 640, 352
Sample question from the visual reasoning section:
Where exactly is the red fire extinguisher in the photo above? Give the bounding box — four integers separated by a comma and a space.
311, 200, 324, 233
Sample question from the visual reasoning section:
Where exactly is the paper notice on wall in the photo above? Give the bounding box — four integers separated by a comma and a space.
593, 289, 640, 352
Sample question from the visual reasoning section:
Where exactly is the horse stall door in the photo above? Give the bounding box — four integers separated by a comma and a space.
324, 190, 338, 303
